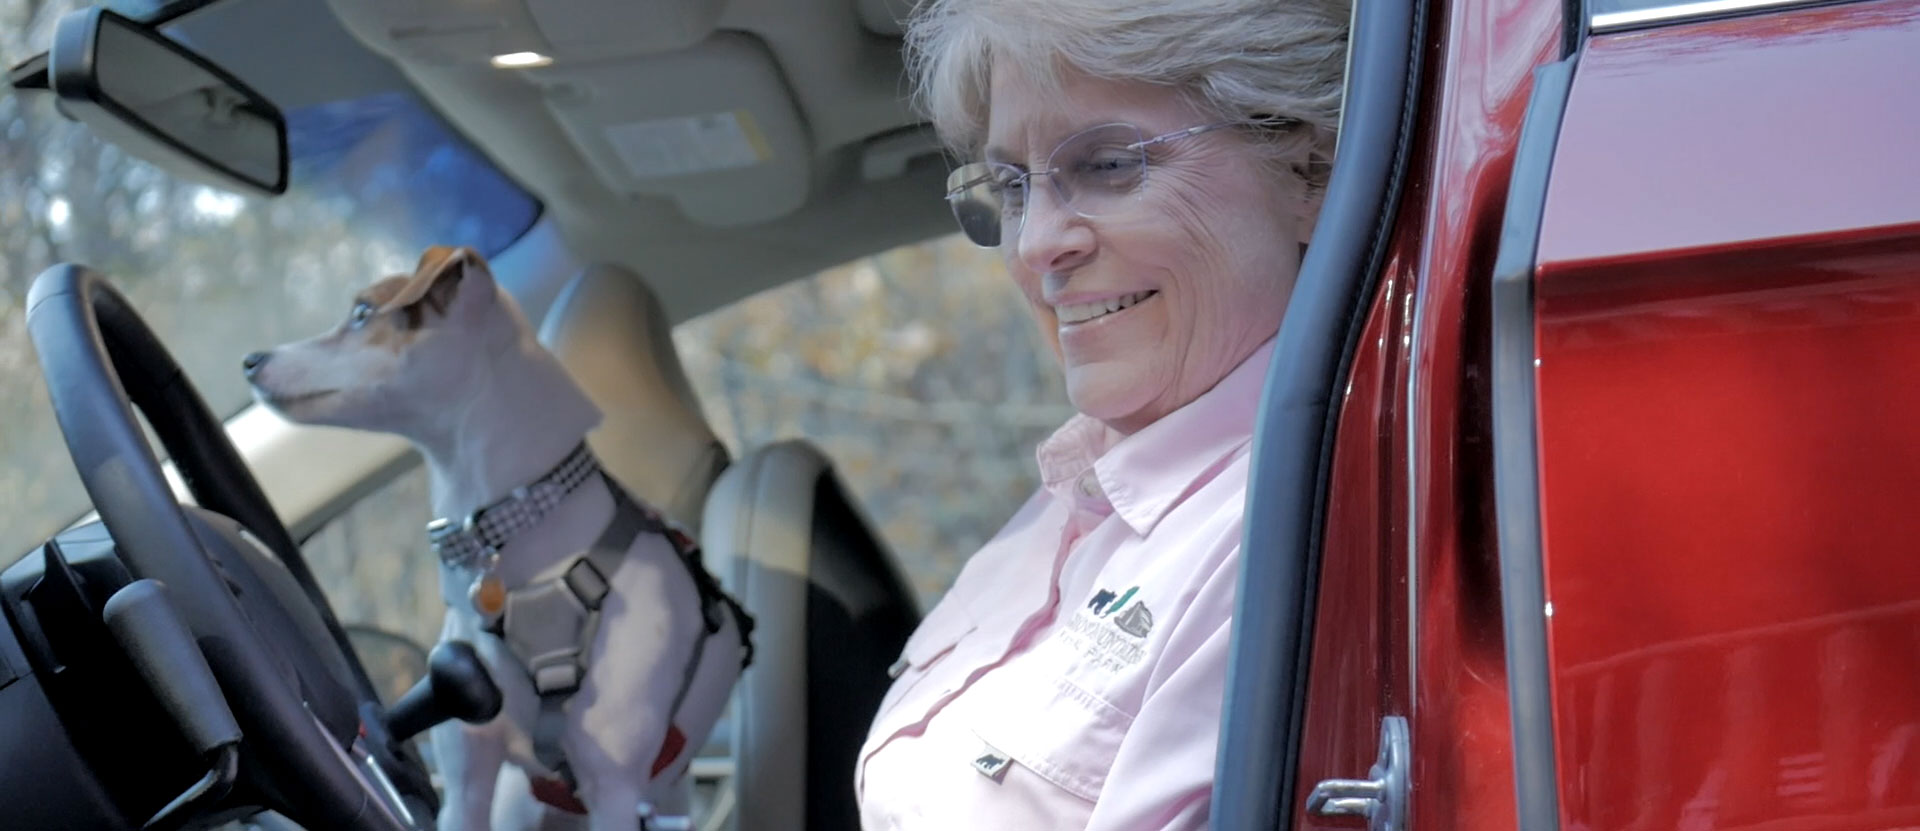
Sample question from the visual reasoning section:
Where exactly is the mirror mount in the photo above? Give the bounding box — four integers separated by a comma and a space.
6, 53, 50, 91
39, 7, 288, 196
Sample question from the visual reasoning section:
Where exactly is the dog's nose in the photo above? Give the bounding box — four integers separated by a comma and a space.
242, 351, 269, 378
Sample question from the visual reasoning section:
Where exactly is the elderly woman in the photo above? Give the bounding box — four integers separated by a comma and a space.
856, 0, 1348, 828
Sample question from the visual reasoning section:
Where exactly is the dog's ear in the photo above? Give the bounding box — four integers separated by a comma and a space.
380, 245, 494, 319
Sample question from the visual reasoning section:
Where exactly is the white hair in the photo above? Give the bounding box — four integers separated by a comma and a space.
905, 0, 1350, 192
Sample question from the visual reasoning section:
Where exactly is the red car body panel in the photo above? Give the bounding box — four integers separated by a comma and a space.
1400, 0, 1562, 827
1292, 0, 1561, 827
1293, 236, 1414, 831
1534, 2, 1920, 829
1295, 0, 1920, 827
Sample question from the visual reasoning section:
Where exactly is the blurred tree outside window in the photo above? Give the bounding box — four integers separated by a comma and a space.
0, 3, 536, 557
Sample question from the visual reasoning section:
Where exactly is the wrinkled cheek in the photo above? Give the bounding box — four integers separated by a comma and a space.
1036, 310, 1064, 363
1012, 283, 1063, 363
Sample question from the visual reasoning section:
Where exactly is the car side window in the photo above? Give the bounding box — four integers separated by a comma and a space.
674, 234, 1073, 604
300, 465, 442, 648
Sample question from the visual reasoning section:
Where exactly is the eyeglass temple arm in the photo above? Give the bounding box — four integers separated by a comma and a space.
947, 166, 1059, 198
1128, 117, 1298, 151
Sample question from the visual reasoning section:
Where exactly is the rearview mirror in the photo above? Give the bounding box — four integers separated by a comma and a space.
48, 7, 287, 196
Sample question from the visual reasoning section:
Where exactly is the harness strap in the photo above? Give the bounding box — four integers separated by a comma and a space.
530, 473, 759, 798
530, 474, 651, 790
646, 481, 759, 671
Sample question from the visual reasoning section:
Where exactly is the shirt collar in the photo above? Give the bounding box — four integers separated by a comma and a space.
1035, 337, 1276, 536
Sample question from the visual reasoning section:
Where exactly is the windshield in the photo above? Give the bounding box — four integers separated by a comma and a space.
0, 1, 541, 554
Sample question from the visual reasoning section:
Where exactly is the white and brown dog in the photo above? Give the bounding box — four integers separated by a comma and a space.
245, 246, 752, 831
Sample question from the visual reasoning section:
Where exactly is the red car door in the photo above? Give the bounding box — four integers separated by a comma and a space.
1497, 1, 1920, 829
1285, 1, 1920, 830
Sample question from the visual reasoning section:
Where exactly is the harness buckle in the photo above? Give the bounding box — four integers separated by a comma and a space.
562, 558, 610, 610
499, 570, 602, 696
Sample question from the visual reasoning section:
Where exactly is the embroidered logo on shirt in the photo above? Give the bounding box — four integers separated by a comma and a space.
1062, 587, 1154, 670
972, 744, 1012, 782
1087, 585, 1136, 617
1113, 601, 1154, 637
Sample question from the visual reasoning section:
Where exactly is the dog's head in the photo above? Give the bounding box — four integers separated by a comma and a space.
245, 245, 527, 433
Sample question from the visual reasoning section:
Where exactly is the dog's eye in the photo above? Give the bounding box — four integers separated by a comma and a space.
348, 302, 376, 327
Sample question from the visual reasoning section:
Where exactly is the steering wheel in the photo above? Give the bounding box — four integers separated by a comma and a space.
25, 264, 433, 830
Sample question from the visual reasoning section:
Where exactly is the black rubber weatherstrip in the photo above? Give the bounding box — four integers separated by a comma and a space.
1563, 0, 1590, 58
1209, 0, 1423, 824
1490, 56, 1577, 831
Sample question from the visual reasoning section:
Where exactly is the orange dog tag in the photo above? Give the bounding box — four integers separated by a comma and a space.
470, 574, 507, 619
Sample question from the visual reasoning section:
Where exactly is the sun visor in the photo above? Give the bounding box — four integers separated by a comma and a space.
528, 33, 812, 226
327, 0, 721, 64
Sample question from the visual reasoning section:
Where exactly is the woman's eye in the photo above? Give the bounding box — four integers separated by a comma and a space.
1069, 151, 1144, 192
1077, 153, 1131, 174
349, 302, 375, 326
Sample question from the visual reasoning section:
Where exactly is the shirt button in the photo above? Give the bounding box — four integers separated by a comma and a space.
886, 657, 910, 679
1078, 474, 1099, 497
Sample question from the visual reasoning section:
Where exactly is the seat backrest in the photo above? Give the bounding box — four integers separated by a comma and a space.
537, 263, 729, 534
701, 439, 921, 831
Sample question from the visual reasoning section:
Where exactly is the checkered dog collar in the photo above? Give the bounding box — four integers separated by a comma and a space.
428, 443, 601, 570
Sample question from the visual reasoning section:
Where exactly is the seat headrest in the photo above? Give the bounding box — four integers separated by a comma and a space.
538, 263, 728, 533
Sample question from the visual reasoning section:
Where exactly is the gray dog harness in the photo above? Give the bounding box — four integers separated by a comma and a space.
428, 444, 755, 804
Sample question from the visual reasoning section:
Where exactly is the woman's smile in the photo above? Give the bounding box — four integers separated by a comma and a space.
1054, 290, 1159, 327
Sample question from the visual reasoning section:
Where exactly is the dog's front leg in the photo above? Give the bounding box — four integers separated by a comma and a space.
430, 608, 515, 831
431, 714, 509, 831
574, 772, 648, 831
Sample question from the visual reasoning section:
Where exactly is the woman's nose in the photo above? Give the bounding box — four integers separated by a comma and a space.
1014, 184, 1095, 274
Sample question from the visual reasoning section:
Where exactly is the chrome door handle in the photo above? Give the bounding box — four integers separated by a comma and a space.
1306, 715, 1409, 831
1307, 777, 1387, 816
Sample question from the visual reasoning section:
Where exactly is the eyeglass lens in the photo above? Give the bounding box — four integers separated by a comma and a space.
945, 123, 1149, 247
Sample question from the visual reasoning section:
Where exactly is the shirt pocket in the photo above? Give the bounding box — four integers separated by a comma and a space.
968, 667, 1134, 803
877, 606, 979, 713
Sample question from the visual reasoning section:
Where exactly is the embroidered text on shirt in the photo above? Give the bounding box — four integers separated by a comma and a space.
1059, 610, 1147, 670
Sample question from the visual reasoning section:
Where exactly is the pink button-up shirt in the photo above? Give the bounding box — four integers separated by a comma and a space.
856, 339, 1274, 830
